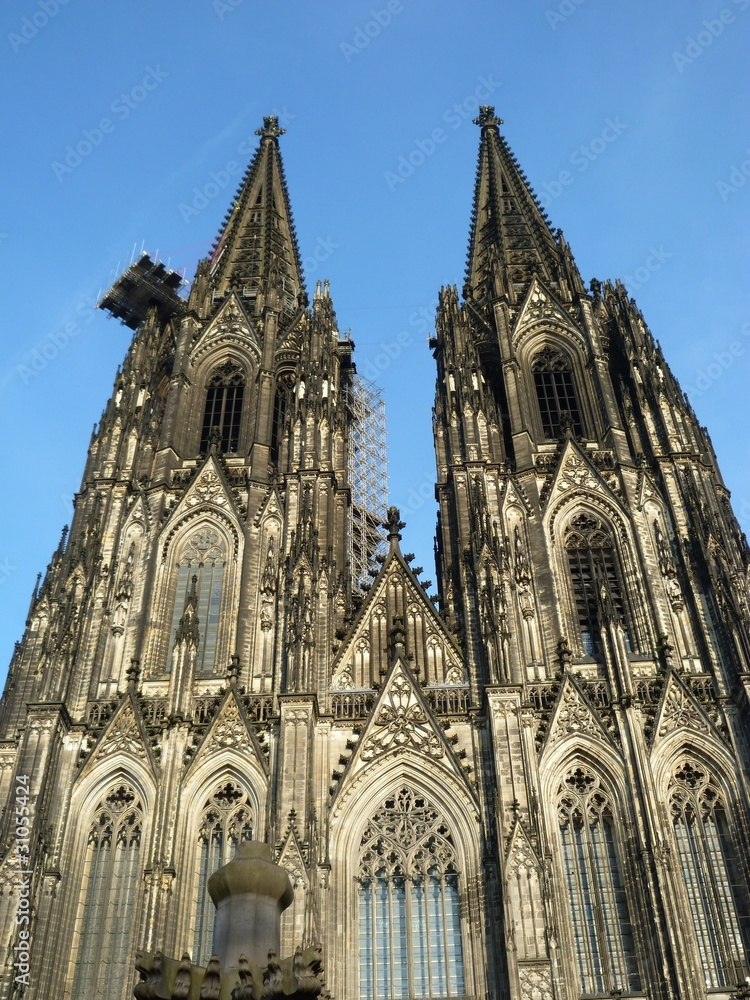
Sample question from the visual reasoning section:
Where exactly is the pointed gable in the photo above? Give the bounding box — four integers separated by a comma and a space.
186, 689, 268, 778
505, 819, 542, 877
543, 438, 625, 518
513, 276, 585, 351
652, 670, 716, 746
191, 292, 261, 365
80, 693, 155, 775
161, 454, 243, 553
330, 545, 464, 690
542, 673, 614, 755
333, 656, 473, 803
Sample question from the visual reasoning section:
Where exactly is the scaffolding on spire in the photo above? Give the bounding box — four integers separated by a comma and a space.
345, 374, 388, 591
98, 253, 186, 329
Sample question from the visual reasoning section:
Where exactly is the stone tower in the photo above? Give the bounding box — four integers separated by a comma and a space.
1, 109, 750, 1000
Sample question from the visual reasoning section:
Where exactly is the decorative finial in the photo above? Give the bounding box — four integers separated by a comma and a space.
227, 654, 241, 685
473, 106, 503, 129
255, 115, 286, 140
126, 658, 141, 688
384, 506, 406, 553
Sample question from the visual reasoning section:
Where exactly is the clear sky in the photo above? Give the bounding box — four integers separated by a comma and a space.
1, 1, 748, 680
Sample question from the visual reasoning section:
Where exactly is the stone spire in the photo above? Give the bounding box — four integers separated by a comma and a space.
208, 114, 306, 315
465, 106, 560, 304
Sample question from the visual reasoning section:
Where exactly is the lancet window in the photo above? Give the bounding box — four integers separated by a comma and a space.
557, 767, 641, 995
70, 784, 143, 1000
168, 527, 227, 674
200, 359, 245, 454
192, 781, 254, 966
357, 788, 465, 1000
564, 513, 631, 656
531, 346, 584, 439
669, 759, 749, 987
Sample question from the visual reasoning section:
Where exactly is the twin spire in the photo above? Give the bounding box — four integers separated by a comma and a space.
207, 108, 563, 314
208, 115, 306, 314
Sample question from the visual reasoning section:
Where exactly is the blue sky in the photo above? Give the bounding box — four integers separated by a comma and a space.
1, 1, 748, 679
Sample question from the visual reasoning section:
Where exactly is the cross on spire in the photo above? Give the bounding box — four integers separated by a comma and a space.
255, 115, 286, 140
473, 106, 503, 129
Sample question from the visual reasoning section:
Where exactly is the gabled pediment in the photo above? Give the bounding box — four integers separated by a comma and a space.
253, 486, 285, 526
541, 672, 615, 756
500, 476, 534, 517
651, 669, 719, 747
191, 292, 261, 364
161, 454, 243, 548
330, 545, 463, 690
513, 277, 585, 350
543, 439, 625, 514
80, 692, 156, 777
332, 656, 473, 804
185, 688, 268, 779
505, 818, 542, 875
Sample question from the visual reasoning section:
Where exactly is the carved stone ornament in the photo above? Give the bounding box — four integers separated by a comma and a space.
546, 681, 601, 748
360, 667, 443, 761
187, 471, 228, 507
202, 697, 253, 755
657, 679, 710, 740
557, 453, 600, 494
518, 964, 553, 1000
95, 702, 148, 761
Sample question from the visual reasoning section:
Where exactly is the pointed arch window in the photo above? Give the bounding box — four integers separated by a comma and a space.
531, 346, 584, 439
168, 527, 227, 674
357, 788, 465, 1000
200, 359, 245, 454
669, 760, 749, 987
557, 767, 641, 995
70, 784, 143, 1000
564, 513, 632, 656
193, 781, 254, 966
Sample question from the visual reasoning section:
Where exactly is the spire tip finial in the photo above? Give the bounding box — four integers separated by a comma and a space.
255, 115, 286, 140
473, 106, 503, 129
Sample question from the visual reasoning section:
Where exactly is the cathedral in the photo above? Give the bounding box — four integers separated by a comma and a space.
2, 106, 750, 1000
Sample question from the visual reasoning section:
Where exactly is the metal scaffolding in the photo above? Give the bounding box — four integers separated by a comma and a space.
98, 253, 185, 329
345, 374, 388, 591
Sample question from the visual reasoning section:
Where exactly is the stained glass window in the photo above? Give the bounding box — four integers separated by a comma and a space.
358, 788, 465, 1000
193, 781, 254, 966
531, 347, 584, 439
669, 760, 749, 987
70, 785, 143, 1000
168, 527, 227, 674
200, 360, 245, 454
557, 767, 641, 995
564, 513, 632, 656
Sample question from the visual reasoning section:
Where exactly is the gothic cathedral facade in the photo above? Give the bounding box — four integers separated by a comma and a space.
2, 108, 750, 1000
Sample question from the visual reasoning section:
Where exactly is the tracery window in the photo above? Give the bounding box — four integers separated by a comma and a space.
564, 513, 632, 656
557, 767, 641, 995
531, 346, 584, 439
357, 788, 465, 1000
200, 359, 245, 454
70, 784, 143, 1000
669, 759, 749, 987
192, 781, 254, 966
168, 527, 227, 674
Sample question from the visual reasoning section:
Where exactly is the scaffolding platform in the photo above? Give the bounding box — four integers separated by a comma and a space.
98, 253, 185, 329
345, 374, 388, 591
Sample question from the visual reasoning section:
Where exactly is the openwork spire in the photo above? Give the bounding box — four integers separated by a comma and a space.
208, 113, 305, 314
465, 107, 559, 301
